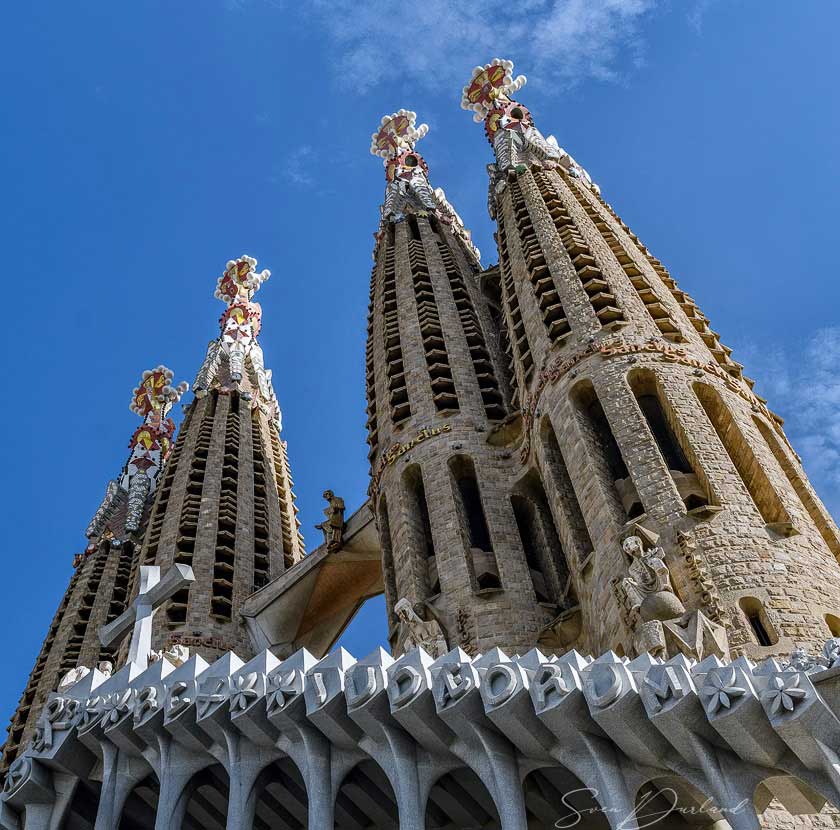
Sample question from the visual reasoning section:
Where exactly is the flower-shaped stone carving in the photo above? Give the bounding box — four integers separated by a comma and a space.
761, 674, 807, 716
701, 668, 746, 715
103, 690, 135, 727
266, 670, 302, 716
3, 755, 31, 797
231, 672, 262, 713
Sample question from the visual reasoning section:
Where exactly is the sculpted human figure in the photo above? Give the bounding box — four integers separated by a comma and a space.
395, 598, 448, 659
316, 490, 345, 551
620, 535, 685, 623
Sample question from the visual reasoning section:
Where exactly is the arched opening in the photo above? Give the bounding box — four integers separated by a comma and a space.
426, 767, 500, 829
335, 760, 398, 829
739, 596, 778, 647
753, 416, 840, 558
60, 778, 101, 830
250, 757, 308, 829
118, 774, 159, 830
827, 614, 840, 638
378, 497, 400, 647
181, 763, 229, 830
402, 465, 439, 597
694, 383, 791, 531
449, 455, 500, 592
571, 380, 641, 518
636, 776, 723, 828
539, 417, 595, 567
627, 369, 713, 512
523, 766, 609, 829
512, 470, 577, 609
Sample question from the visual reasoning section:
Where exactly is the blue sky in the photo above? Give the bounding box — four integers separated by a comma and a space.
1, 2, 839, 723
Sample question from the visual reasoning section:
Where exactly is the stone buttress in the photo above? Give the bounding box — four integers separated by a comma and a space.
460, 58, 840, 662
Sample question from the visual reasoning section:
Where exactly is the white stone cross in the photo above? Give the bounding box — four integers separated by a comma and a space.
99, 564, 195, 669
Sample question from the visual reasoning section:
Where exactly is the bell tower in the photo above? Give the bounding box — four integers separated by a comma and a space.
460, 58, 840, 660
366, 111, 581, 656
135, 256, 305, 661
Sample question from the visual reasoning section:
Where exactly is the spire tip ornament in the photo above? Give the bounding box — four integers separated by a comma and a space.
87, 365, 188, 542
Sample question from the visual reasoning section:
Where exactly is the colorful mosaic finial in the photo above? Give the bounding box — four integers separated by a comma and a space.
215, 255, 270, 305
460, 57, 598, 197
370, 109, 429, 160
460, 59, 527, 122
87, 366, 188, 541
194, 255, 283, 432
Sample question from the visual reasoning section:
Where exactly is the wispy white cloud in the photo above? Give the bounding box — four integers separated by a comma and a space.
309, 0, 660, 93
280, 145, 314, 187
739, 327, 840, 515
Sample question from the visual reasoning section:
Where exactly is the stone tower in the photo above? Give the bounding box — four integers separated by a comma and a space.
134, 255, 305, 662
456, 58, 840, 661
1, 366, 188, 772
366, 111, 581, 656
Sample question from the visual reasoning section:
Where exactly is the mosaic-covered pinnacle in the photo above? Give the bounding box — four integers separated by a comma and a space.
461, 58, 527, 122
129, 365, 189, 417
370, 109, 429, 160
214, 255, 270, 306
86, 366, 188, 542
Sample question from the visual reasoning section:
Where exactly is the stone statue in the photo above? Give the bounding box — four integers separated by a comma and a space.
97, 661, 113, 678
618, 535, 685, 623
613, 535, 728, 661
316, 490, 345, 551
395, 598, 448, 659
782, 640, 840, 674
148, 643, 190, 668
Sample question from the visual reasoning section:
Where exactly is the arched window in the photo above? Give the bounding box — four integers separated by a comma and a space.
377, 497, 399, 637
512, 470, 577, 608
180, 764, 229, 830
571, 380, 641, 518
450, 455, 501, 592
739, 596, 778, 647
539, 417, 595, 567
694, 383, 791, 530
754, 416, 840, 558
402, 465, 439, 597
628, 368, 713, 512
826, 614, 840, 638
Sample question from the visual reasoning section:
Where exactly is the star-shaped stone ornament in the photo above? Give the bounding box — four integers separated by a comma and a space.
761, 674, 807, 716
701, 667, 746, 715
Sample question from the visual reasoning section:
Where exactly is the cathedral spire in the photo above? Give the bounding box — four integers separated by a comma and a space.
86, 366, 188, 543
461, 58, 599, 203
370, 110, 479, 259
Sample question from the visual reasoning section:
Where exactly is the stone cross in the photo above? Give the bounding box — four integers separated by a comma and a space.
99, 564, 194, 669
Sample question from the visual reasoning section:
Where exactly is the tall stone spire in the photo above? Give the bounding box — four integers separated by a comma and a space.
1, 367, 187, 773
134, 256, 304, 662
459, 58, 840, 661
366, 110, 569, 657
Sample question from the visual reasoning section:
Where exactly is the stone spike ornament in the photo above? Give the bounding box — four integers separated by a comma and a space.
86, 366, 188, 541
461, 57, 599, 201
